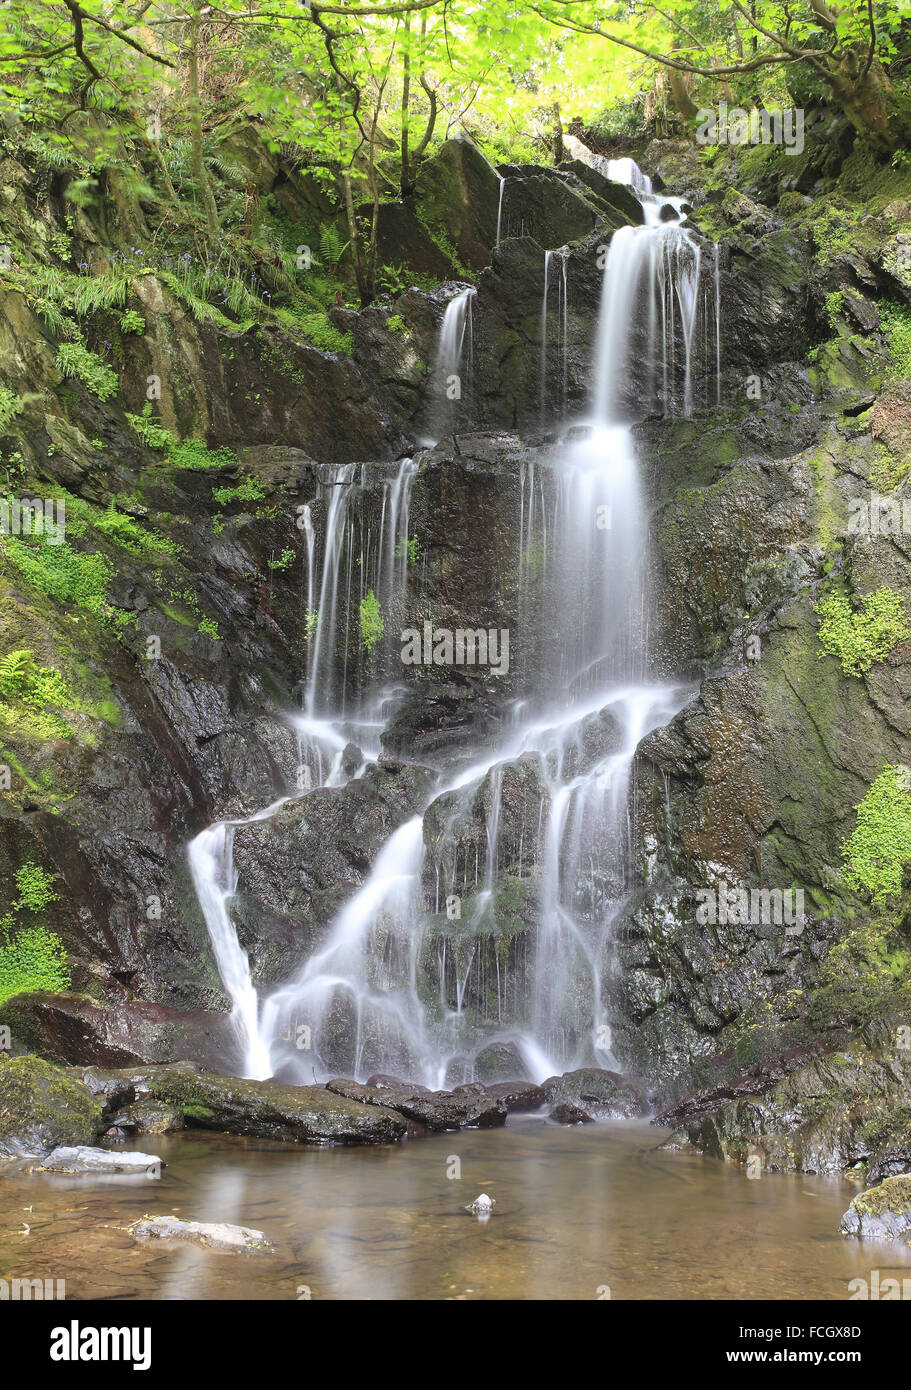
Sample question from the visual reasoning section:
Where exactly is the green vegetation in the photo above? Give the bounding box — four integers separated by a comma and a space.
125, 409, 238, 471
212, 476, 266, 507
815, 586, 909, 677
359, 590, 384, 653
54, 342, 118, 400
842, 765, 911, 902
395, 535, 422, 566
0, 388, 23, 435
0, 861, 69, 1007
878, 300, 911, 379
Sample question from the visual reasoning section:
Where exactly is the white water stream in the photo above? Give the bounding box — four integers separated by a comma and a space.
189, 153, 711, 1086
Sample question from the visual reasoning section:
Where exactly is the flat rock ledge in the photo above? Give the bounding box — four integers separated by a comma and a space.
840, 1176, 911, 1242
28, 1146, 162, 1176
129, 1216, 275, 1254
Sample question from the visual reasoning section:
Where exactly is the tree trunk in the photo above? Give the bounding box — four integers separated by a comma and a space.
187, 2, 219, 241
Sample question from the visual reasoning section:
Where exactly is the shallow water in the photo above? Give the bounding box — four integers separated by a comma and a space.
2, 1118, 909, 1301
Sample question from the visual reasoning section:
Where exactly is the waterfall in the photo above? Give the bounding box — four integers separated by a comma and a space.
539, 248, 570, 425
423, 287, 476, 445
495, 175, 505, 248
190, 155, 710, 1088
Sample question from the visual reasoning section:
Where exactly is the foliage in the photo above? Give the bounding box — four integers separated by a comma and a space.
359, 589, 384, 653
119, 309, 146, 334
842, 765, 911, 903
878, 300, 911, 379
0, 925, 70, 1006
815, 586, 909, 677
212, 476, 266, 507
0, 860, 68, 1005
197, 616, 221, 640
0, 536, 117, 621
0, 388, 23, 435
54, 342, 118, 400
395, 535, 422, 566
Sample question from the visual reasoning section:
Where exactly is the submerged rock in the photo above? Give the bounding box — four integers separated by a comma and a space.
840, 1177, 911, 1241
129, 1216, 275, 1254
29, 1146, 162, 1176
0, 1056, 103, 1158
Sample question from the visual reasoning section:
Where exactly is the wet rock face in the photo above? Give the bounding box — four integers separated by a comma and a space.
656, 1019, 911, 1174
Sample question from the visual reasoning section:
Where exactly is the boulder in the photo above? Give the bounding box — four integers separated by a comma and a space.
107, 1101, 185, 1136
542, 1068, 646, 1119
550, 1102, 594, 1125
129, 1216, 275, 1254
29, 1146, 162, 1176
0, 1056, 103, 1158
473, 1042, 531, 1082
484, 1080, 546, 1112
840, 1176, 911, 1241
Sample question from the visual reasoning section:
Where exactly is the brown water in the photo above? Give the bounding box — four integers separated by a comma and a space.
2, 1117, 909, 1300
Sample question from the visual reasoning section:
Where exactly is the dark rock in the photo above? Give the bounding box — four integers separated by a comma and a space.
474, 1042, 532, 1082
107, 1100, 184, 1136
0, 993, 228, 1070
550, 1102, 594, 1125
542, 1068, 646, 1119
485, 1080, 546, 1112
365, 1073, 431, 1093
326, 1077, 506, 1130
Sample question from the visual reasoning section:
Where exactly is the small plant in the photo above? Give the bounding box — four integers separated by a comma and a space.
119, 309, 146, 334
386, 314, 406, 334
815, 586, 909, 677
0, 387, 23, 435
212, 475, 265, 507
13, 861, 59, 913
55, 341, 118, 400
304, 607, 319, 639
268, 548, 295, 571
197, 616, 221, 640
359, 589, 384, 653
394, 535, 422, 566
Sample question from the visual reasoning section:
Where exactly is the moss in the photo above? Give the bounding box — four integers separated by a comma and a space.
842, 766, 911, 903
853, 1175, 911, 1218
0, 1054, 101, 1155
815, 586, 909, 677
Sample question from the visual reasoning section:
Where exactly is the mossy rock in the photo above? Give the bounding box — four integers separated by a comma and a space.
841, 1175, 911, 1240
0, 1054, 102, 1157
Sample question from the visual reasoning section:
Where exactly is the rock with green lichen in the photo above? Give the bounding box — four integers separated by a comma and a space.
0, 1054, 103, 1157
840, 1175, 911, 1240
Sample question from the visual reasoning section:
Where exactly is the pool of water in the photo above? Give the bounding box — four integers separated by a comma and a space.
2, 1117, 908, 1300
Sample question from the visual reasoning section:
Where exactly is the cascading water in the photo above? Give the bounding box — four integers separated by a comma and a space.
422, 286, 475, 445
190, 155, 711, 1089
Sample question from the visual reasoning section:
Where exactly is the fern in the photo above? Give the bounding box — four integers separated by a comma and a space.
319, 223, 349, 271
0, 649, 35, 699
